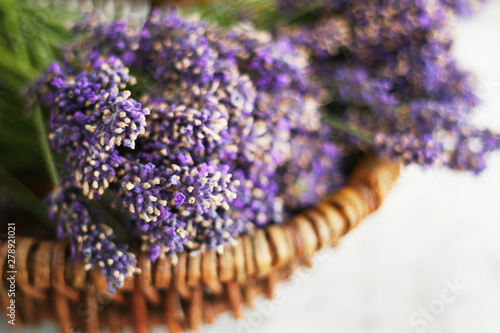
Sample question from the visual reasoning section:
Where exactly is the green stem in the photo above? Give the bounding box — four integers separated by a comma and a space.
32, 104, 59, 187
325, 116, 373, 143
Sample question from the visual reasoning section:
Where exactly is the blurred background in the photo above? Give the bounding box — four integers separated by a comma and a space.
2, 0, 500, 332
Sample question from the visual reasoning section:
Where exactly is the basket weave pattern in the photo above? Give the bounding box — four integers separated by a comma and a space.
0, 156, 399, 332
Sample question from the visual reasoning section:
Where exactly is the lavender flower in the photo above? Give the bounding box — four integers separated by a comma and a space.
138, 10, 218, 86
72, 13, 140, 65
277, 126, 343, 212
231, 166, 284, 228
48, 178, 136, 294
207, 24, 325, 228
192, 210, 244, 251
91, 90, 150, 150
374, 132, 444, 167
448, 129, 500, 173
36, 55, 148, 153
70, 143, 121, 200
137, 89, 232, 166
119, 161, 239, 253
284, 17, 352, 60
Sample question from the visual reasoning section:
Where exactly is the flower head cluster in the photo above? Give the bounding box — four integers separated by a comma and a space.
47, 178, 136, 294
33, 10, 343, 292
72, 13, 140, 66
39, 55, 147, 154
277, 126, 343, 213
117, 161, 239, 258
277, 0, 498, 173
206, 22, 326, 230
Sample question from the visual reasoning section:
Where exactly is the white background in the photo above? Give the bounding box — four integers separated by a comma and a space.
4, 1, 500, 332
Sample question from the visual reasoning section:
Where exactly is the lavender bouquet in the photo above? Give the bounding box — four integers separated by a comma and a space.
271, 0, 500, 172
13, 0, 500, 295
30, 9, 342, 293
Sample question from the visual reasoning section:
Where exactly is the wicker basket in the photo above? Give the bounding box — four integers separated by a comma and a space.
0, 155, 399, 332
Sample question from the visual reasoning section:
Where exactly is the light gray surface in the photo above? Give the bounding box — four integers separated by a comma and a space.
3, 1, 500, 332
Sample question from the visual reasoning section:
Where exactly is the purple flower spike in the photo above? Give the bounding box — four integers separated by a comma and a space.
94, 91, 150, 150
48, 179, 136, 294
